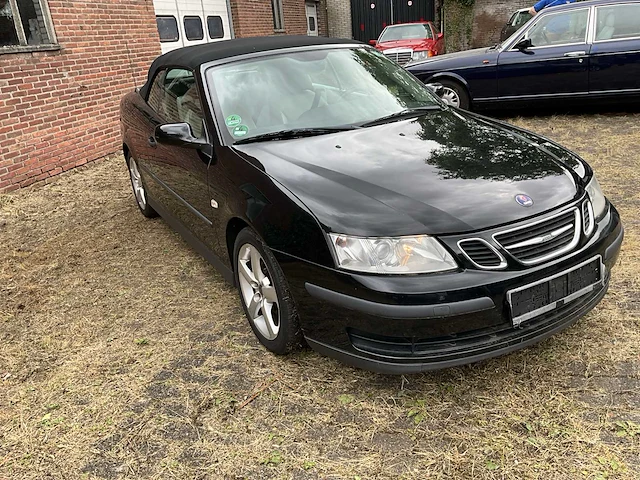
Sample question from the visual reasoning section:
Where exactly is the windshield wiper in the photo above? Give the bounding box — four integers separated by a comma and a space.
234, 126, 360, 145
359, 105, 443, 128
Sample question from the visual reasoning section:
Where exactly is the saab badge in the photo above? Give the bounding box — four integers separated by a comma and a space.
515, 194, 533, 207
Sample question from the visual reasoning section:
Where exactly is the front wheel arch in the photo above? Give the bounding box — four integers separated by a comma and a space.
430, 76, 471, 110
226, 217, 250, 277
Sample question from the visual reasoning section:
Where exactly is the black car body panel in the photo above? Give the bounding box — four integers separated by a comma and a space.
120, 36, 623, 373
407, 0, 640, 109
235, 109, 580, 237
279, 205, 622, 373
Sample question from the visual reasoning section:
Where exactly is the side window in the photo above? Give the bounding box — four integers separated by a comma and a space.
184, 16, 204, 41
147, 68, 205, 139
519, 9, 589, 47
595, 4, 640, 41
156, 16, 179, 42
207, 15, 224, 39
147, 70, 167, 114
515, 12, 532, 27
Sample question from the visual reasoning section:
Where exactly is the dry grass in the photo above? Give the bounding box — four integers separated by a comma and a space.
1, 112, 639, 479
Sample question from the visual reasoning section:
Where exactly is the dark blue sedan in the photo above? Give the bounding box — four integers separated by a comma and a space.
407, 0, 640, 109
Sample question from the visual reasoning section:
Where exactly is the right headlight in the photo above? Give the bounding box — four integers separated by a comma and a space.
585, 175, 607, 220
328, 234, 458, 274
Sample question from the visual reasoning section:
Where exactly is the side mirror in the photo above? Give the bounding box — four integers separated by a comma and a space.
436, 32, 444, 40
425, 82, 445, 98
369, 39, 377, 46
514, 37, 532, 51
155, 123, 208, 149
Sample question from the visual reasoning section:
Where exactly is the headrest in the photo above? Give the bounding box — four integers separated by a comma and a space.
605, 13, 615, 27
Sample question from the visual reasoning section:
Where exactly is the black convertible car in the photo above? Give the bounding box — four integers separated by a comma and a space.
120, 36, 623, 374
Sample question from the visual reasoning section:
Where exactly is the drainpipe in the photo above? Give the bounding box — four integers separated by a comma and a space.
226, 0, 235, 38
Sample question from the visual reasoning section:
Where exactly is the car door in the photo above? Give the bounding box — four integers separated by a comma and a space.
145, 67, 216, 244
589, 2, 640, 94
496, 7, 591, 99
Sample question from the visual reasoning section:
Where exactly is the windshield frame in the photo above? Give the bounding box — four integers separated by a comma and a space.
202, 44, 442, 146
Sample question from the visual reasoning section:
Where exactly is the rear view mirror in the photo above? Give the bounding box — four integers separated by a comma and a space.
514, 38, 533, 51
369, 39, 377, 46
425, 82, 445, 98
155, 123, 208, 149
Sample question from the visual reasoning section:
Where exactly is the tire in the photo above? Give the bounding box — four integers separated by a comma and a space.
126, 153, 157, 218
438, 79, 471, 110
233, 227, 303, 354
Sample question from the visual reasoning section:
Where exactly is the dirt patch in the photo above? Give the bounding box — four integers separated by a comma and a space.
1, 111, 639, 479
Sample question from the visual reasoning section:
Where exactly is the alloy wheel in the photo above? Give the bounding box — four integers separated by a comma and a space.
441, 87, 461, 108
128, 158, 147, 209
237, 243, 280, 340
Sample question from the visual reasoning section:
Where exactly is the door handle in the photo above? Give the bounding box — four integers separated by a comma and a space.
564, 51, 586, 57
148, 136, 157, 147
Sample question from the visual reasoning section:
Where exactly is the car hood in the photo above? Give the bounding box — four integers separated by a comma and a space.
233, 109, 579, 237
408, 47, 497, 69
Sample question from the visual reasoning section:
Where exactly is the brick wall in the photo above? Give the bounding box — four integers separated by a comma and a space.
1, 0, 331, 192
471, 0, 530, 47
325, 0, 352, 38
0, 0, 160, 192
230, 0, 328, 38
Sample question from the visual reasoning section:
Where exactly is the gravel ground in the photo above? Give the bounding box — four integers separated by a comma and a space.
1, 112, 639, 479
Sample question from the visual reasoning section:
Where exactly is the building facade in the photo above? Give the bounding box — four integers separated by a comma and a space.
0, 0, 327, 192
0, 0, 161, 192
470, 0, 531, 48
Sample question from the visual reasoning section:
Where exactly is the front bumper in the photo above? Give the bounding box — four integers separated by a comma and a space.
275, 206, 623, 374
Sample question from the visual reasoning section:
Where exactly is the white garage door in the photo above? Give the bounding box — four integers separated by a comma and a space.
154, 0, 233, 54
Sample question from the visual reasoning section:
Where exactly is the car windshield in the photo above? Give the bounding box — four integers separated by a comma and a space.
379, 24, 432, 42
207, 47, 441, 143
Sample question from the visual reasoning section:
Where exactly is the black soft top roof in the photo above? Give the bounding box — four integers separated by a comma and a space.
139, 36, 360, 98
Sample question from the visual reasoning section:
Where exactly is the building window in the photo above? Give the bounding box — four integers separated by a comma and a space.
184, 16, 204, 41
156, 16, 179, 42
272, 0, 284, 31
0, 0, 56, 48
207, 15, 224, 39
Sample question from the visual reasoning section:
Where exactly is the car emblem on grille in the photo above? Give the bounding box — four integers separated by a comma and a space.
515, 194, 533, 207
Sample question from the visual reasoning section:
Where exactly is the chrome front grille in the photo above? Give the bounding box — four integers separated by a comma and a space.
493, 208, 580, 265
383, 50, 413, 65
458, 239, 507, 270
582, 199, 594, 236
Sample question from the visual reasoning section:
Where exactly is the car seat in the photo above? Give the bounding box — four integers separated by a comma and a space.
596, 13, 615, 40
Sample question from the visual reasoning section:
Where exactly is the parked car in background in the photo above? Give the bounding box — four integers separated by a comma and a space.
121, 36, 623, 373
500, 8, 533, 41
406, 0, 640, 110
370, 22, 445, 66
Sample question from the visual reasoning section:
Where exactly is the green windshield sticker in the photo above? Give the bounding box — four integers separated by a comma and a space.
232, 125, 249, 137
225, 114, 242, 127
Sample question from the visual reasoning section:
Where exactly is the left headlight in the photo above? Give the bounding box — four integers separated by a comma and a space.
328, 234, 458, 274
585, 175, 607, 220
412, 50, 430, 61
